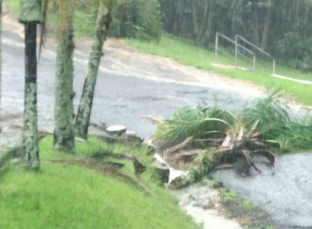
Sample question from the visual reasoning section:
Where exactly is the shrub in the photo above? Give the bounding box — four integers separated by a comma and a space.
156, 91, 312, 152
109, 0, 162, 42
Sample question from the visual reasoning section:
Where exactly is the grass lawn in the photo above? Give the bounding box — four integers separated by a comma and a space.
0, 136, 200, 229
126, 35, 312, 106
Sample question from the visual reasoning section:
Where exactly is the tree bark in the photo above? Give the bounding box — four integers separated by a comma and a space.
53, 1, 76, 154
23, 22, 39, 170
196, 0, 209, 46
75, 2, 109, 140
191, 0, 199, 40
205, 0, 214, 45
251, 0, 260, 47
0, 0, 2, 109
260, 0, 272, 51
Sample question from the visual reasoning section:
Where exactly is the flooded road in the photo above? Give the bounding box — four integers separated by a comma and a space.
1, 14, 265, 137
213, 154, 312, 228
1, 12, 311, 229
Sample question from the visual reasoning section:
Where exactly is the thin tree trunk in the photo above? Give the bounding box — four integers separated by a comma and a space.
23, 22, 39, 170
75, 3, 109, 140
196, 0, 209, 46
260, 0, 272, 51
197, 0, 213, 47
191, 0, 199, 39
53, 1, 75, 154
251, 0, 260, 47
0, 0, 2, 110
205, 0, 214, 44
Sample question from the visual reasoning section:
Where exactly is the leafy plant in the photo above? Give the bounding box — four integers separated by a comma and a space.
156, 90, 312, 152
155, 105, 237, 141
109, 0, 162, 41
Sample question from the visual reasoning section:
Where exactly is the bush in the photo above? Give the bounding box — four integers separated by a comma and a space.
155, 105, 237, 141
155, 91, 312, 152
109, 0, 162, 42
273, 32, 312, 72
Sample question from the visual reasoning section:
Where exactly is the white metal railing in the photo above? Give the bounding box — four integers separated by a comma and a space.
215, 32, 256, 71
215, 32, 277, 74
235, 35, 276, 75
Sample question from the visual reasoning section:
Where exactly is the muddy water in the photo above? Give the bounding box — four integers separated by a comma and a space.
213, 154, 312, 228
171, 181, 242, 229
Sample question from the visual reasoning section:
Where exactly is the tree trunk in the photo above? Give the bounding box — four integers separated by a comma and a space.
205, 0, 214, 45
191, 0, 199, 39
196, 0, 209, 46
0, 0, 2, 110
53, 1, 75, 154
23, 22, 39, 170
251, 0, 260, 47
75, 2, 109, 140
260, 0, 272, 51
196, 0, 213, 47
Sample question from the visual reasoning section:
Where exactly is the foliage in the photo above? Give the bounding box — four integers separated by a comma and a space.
72, 0, 162, 40
155, 105, 236, 141
273, 32, 312, 71
0, 136, 200, 229
18, 0, 44, 23
155, 90, 312, 152
6, 0, 161, 40
242, 90, 290, 144
159, 0, 312, 71
109, 0, 162, 41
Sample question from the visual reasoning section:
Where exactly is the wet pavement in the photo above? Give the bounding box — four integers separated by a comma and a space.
213, 154, 312, 229
1, 14, 264, 138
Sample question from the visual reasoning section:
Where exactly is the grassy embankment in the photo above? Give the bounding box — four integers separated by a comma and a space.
126, 35, 312, 106
0, 136, 200, 229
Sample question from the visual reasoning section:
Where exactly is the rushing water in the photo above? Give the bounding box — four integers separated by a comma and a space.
213, 154, 312, 228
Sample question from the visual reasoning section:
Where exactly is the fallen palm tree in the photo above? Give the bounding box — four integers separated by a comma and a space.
167, 117, 275, 189
150, 90, 312, 189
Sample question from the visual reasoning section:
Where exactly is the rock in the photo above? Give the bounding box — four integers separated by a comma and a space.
106, 125, 126, 136
125, 130, 137, 136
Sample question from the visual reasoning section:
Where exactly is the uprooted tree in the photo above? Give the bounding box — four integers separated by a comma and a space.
148, 91, 312, 189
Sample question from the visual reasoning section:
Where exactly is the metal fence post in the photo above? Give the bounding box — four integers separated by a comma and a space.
215, 33, 218, 63
235, 35, 238, 68
273, 59, 276, 75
